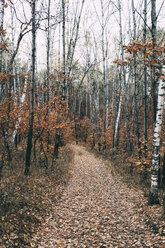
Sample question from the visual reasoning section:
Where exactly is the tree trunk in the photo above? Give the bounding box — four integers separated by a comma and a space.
84, 87, 88, 143
90, 72, 95, 149
54, 130, 61, 159
124, 71, 132, 153
151, 0, 157, 122
149, 76, 165, 204
143, 0, 148, 145
10, 80, 27, 145
95, 65, 101, 151
114, 0, 124, 147
112, 69, 118, 148
114, 67, 122, 147
132, 0, 140, 149
0, 0, 4, 74
25, 0, 36, 175
46, 0, 51, 151
0, 0, 5, 136
66, 0, 85, 78
62, 0, 66, 98
101, 0, 107, 150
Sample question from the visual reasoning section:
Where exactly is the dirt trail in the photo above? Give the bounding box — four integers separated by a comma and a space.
33, 145, 165, 248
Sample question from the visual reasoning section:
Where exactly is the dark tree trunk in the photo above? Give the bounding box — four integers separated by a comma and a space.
54, 131, 61, 158
143, 0, 148, 144
25, 0, 36, 175
151, 0, 157, 122
62, 0, 66, 98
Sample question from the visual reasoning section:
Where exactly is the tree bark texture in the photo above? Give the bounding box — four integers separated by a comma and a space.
151, 0, 157, 122
114, 0, 124, 147
0, 0, 4, 74
62, 0, 66, 98
132, 0, 140, 149
149, 76, 165, 204
25, 0, 36, 175
143, 0, 148, 143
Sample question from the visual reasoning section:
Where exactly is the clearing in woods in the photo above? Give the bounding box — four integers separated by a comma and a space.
33, 145, 165, 247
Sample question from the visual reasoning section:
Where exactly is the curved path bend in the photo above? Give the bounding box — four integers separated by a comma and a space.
33, 145, 165, 248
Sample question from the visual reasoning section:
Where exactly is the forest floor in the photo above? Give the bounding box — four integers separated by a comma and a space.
32, 144, 165, 248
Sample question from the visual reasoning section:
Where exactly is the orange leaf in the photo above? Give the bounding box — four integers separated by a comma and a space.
151, 60, 157, 65
144, 53, 149, 58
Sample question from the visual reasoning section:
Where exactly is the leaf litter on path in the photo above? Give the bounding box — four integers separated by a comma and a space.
32, 145, 165, 248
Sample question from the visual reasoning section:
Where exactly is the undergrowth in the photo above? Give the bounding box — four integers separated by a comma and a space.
85, 145, 165, 236
0, 145, 74, 247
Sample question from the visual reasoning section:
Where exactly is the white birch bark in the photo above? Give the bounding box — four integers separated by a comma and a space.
66, 0, 85, 78
101, 0, 107, 149
114, 0, 124, 146
105, 35, 109, 128
58, 22, 61, 72
84, 83, 88, 143
114, 68, 123, 146
90, 71, 96, 148
111, 67, 117, 141
150, 75, 165, 204
132, 0, 140, 147
10, 81, 27, 145
124, 70, 132, 152
94, 46, 101, 150
89, 69, 94, 135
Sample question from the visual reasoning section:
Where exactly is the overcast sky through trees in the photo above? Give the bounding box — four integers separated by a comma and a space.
3, 0, 165, 71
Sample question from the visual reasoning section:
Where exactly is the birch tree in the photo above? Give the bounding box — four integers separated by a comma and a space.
149, 0, 165, 204
131, 0, 140, 149
149, 73, 165, 204
93, 0, 111, 149
66, 0, 85, 78
8, 4, 32, 146
100, 0, 108, 149
114, 0, 124, 147
93, 35, 101, 151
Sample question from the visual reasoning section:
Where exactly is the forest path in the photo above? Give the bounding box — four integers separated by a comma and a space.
33, 144, 164, 248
